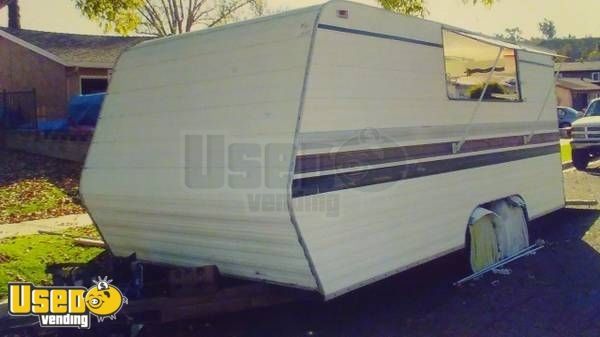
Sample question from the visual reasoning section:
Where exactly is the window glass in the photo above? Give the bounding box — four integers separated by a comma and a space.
563, 107, 579, 117
81, 78, 108, 95
443, 30, 521, 102
587, 101, 600, 117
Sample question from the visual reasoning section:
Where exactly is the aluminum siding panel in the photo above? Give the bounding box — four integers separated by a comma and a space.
81, 8, 322, 289
291, 1, 564, 298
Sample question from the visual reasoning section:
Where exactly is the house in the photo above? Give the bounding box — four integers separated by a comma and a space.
555, 78, 600, 111
0, 27, 148, 121
557, 61, 600, 83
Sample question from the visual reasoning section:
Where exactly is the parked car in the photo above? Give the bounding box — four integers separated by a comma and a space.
557, 106, 582, 128
571, 98, 600, 170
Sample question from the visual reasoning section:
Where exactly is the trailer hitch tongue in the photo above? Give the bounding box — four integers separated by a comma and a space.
453, 239, 545, 286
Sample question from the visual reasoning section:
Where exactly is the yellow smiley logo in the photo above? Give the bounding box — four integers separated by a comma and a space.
84, 277, 128, 321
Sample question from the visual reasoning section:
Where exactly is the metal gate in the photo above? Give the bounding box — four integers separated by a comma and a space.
1, 89, 37, 129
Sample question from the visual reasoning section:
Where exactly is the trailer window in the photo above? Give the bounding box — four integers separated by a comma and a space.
443, 30, 521, 102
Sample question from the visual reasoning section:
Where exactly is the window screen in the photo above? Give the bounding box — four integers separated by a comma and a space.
443, 30, 521, 102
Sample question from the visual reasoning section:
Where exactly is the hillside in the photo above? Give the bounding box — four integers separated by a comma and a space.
534, 37, 600, 61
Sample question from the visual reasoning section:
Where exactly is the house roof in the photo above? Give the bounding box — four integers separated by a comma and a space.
556, 78, 600, 91
556, 61, 600, 72
0, 27, 149, 68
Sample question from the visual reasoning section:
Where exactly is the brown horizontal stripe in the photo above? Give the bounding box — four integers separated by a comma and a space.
295, 132, 559, 174
292, 144, 560, 198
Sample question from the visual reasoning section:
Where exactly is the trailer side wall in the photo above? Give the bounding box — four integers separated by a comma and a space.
81, 8, 322, 289
293, 1, 564, 298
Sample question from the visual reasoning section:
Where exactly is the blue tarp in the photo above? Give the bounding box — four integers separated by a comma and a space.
68, 93, 105, 127
29, 93, 105, 131
6, 93, 105, 131
37, 119, 69, 131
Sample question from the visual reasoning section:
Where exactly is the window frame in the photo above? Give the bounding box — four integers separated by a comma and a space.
441, 29, 524, 103
591, 72, 600, 82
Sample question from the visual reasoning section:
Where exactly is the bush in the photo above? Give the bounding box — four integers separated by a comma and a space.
468, 82, 506, 99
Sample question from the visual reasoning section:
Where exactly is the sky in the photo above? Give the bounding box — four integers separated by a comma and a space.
1, 0, 599, 38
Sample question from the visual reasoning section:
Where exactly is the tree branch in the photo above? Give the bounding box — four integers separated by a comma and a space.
142, 3, 169, 36
208, 0, 255, 28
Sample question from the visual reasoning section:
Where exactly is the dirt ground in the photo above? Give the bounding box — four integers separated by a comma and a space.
0, 149, 84, 224
564, 161, 600, 205
144, 163, 600, 337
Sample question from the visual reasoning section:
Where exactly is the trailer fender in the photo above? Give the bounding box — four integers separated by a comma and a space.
465, 195, 530, 272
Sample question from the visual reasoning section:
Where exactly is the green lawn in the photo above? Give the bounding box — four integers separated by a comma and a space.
561, 140, 572, 164
0, 226, 104, 300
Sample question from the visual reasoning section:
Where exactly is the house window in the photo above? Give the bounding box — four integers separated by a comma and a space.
80, 77, 108, 95
442, 30, 521, 102
592, 72, 600, 82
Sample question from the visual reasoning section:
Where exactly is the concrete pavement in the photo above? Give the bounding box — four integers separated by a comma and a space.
0, 213, 92, 239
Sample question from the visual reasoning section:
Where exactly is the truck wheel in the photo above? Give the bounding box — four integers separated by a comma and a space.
572, 149, 590, 170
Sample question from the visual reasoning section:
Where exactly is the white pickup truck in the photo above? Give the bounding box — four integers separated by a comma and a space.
571, 98, 600, 170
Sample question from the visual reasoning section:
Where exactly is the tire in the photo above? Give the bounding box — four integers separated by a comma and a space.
572, 149, 590, 171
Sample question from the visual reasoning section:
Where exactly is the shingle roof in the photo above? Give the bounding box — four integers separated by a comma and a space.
556, 78, 600, 91
556, 61, 600, 72
0, 27, 149, 68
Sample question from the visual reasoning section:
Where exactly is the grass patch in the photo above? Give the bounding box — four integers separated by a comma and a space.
561, 141, 572, 164
0, 226, 104, 300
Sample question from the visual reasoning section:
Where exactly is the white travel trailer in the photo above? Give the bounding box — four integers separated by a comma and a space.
81, 0, 564, 300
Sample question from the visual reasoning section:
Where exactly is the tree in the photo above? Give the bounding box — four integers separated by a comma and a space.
587, 50, 600, 61
377, 0, 495, 17
557, 43, 574, 60
75, 0, 265, 36
0, 0, 21, 29
495, 27, 524, 43
586, 44, 600, 61
538, 18, 556, 40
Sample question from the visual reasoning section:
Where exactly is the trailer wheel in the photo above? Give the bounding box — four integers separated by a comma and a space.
572, 149, 590, 171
